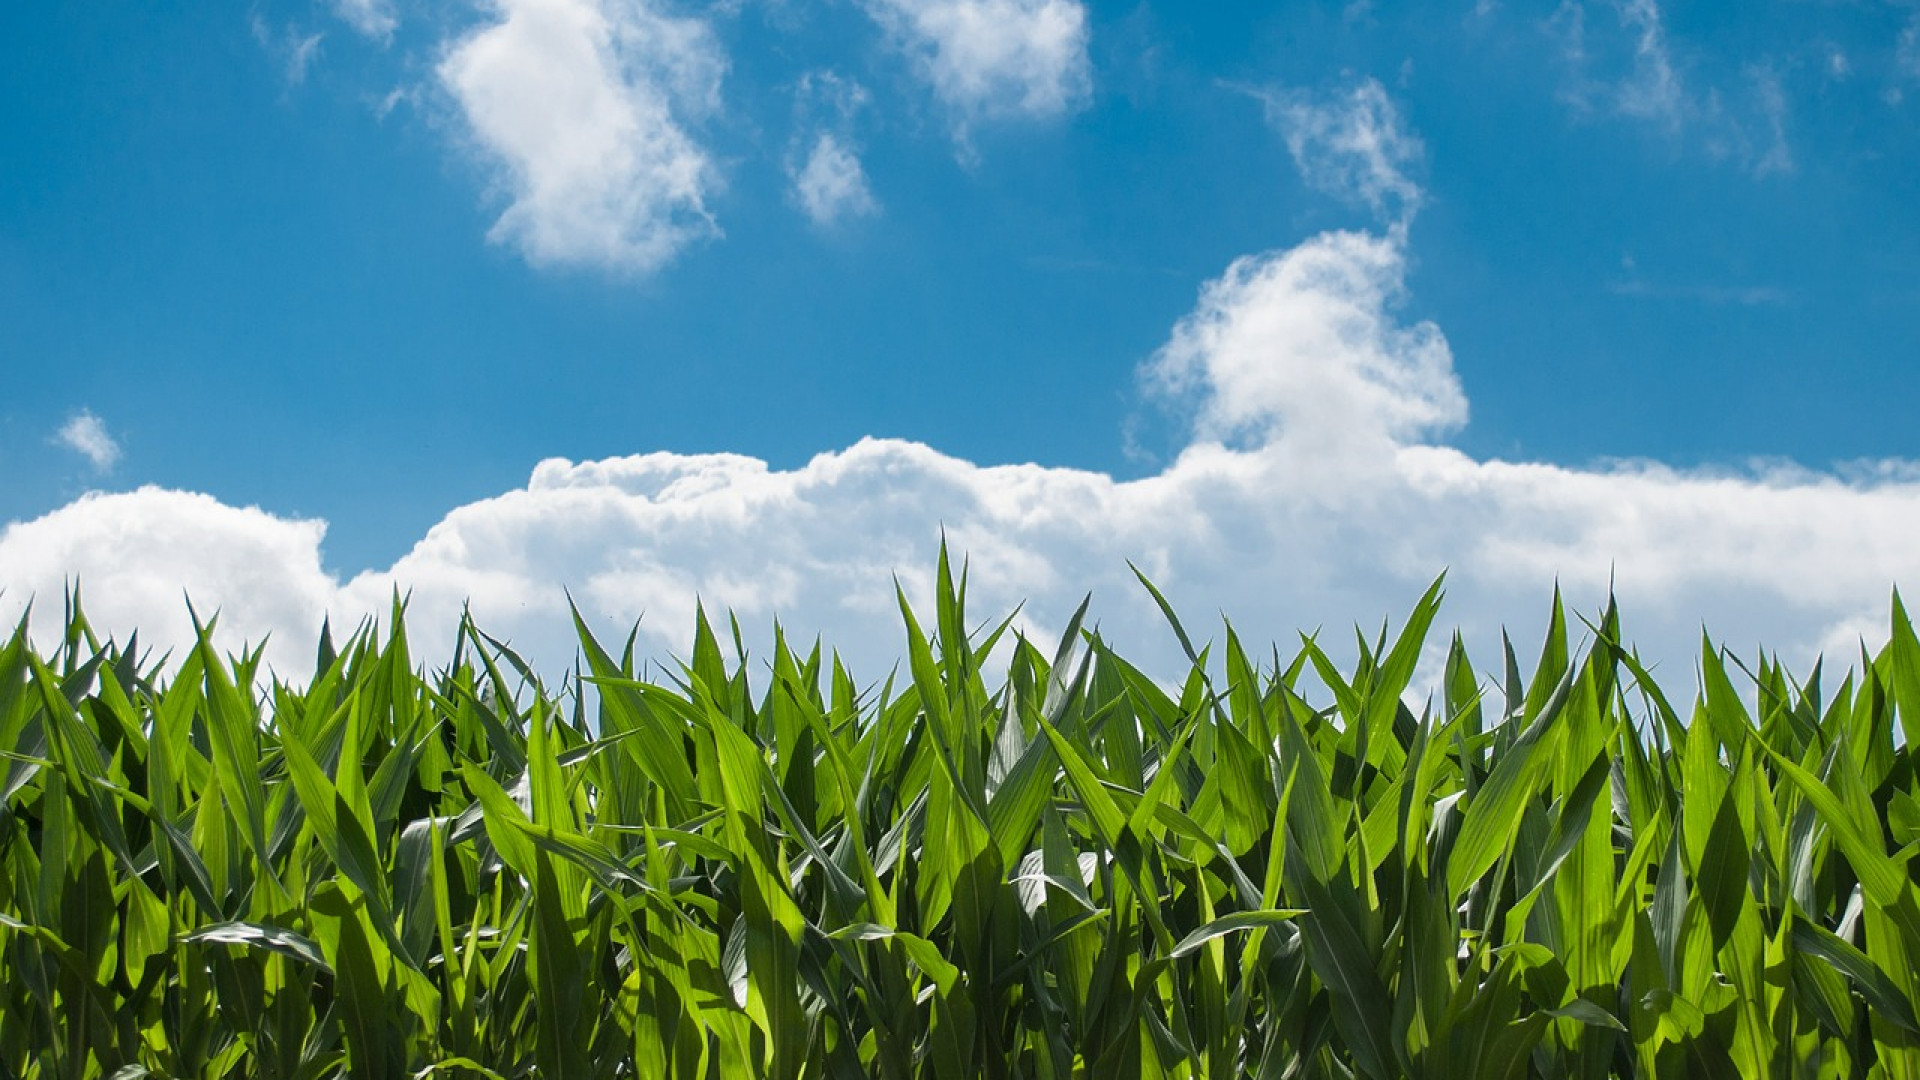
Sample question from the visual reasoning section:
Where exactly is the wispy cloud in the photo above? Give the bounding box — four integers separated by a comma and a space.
791, 133, 880, 226
787, 70, 880, 226
1611, 0, 1683, 129
54, 411, 121, 472
1548, 0, 1681, 126
1545, 0, 1795, 177
330, 0, 397, 42
438, 0, 725, 273
1251, 77, 1426, 229
861, 0, 1092, 140
1748, 63, 1793, 177
1825, 43, 1850, 80
250, 17, 325, 87
1608, 279, 1792, 306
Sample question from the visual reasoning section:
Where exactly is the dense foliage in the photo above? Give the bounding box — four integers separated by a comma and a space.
5, 556, 1920, 1079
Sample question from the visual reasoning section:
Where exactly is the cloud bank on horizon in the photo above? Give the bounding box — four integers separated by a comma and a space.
7, 67, 1917, 688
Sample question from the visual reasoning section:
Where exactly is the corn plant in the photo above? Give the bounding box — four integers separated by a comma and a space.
4, 552, 1920, 1078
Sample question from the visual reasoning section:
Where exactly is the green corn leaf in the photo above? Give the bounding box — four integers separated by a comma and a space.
1755, 735, 1907, 907
1790, 918, 1920, 1035
181, 922, 332, 973
1448, 663, 1575, 902
7, 571, 1920, 1079
1166, 909, 1308, 959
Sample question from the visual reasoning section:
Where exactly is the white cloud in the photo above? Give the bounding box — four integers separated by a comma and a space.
55, 411, 121, 472
794, 69, 871, 119
1609, 280, 1791, 306
1254, 78, 1425, 227
8, 221, 1917, 689
331, 0, 398, 41
0, 490, 336, 666
1546, 0, 1798, 178
861, 0, 1092, 132
1549, 0, 1681, 128
287, 33, 325, 84
1749, 64, 1793, 177
250, 17, 325, 87
1612, 0, 1683, 129
1146, 231, 1462, 458
438, 0, 725, 272
9, 78, 1918, 692
1825, 44, 1850, 80
791, 133, 880, 225
1547, 1, 1587, 71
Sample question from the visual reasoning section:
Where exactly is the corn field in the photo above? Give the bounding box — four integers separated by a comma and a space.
5, 554, 1920, 1078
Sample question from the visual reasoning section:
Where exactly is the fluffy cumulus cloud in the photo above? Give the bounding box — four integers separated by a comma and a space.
862, 0, 1092, 131
9, 220, 1920, 688
10, 77, 1920, 690
791, 133, 880, 225
0, 490, 336, 664
438, 0, 724, 272
55, 411, 121, 472
1146, 231, 1462, 458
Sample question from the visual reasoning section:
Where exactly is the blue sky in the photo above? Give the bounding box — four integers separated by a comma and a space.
6, 0, 1920, 679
